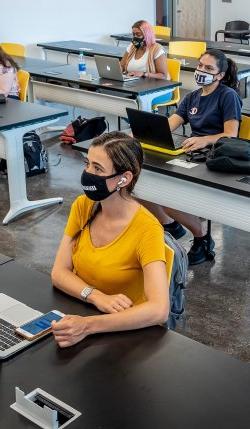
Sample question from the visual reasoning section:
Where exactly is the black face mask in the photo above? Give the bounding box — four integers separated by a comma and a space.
81, 170, 121, 201
132, 36, 145, 49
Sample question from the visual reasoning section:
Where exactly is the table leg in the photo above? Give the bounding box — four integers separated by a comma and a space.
2, 120, 63, 225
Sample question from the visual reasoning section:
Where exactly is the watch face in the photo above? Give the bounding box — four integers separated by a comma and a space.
81, 287, 93, 300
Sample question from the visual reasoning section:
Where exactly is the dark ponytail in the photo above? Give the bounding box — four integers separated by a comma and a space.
222, 57, 239, 91
201, 49, 239, 91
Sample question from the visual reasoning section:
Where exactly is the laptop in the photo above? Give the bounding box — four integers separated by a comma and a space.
94, 55, 140, 82
0, 293, 43, 360
126, 108, 185, 155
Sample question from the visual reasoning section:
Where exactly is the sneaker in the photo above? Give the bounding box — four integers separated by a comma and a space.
163, 221, 186, 240
188, 234, 215, 265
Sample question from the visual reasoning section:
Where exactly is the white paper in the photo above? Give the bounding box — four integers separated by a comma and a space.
166, 159, 199, 169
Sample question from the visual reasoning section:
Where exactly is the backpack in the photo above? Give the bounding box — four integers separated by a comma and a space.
0, 131, 48, 177
23, 131, 48, 177
206, 137, 250, 174
59, 116, 108, 144
164, 232, 189, 330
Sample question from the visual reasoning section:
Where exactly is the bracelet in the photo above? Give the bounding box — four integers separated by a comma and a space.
142, 72, 147, 78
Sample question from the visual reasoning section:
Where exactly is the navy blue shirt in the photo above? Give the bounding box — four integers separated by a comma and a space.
176, 84, 242, 137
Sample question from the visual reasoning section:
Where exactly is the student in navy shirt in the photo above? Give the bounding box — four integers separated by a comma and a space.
144, 49, 242, 265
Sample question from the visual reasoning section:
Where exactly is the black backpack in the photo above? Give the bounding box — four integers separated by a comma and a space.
60, 116, 108, 144
0, 131, 48, 177
206, 137, 250, 174
23, 131, 48, 177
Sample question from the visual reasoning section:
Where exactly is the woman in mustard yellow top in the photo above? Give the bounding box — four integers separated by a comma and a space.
51, 131, 169, 348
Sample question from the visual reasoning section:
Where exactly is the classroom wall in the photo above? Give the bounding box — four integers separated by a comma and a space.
0, 0, 155, 57
210, 0, 250, 40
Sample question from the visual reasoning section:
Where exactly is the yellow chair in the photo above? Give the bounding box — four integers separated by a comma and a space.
165, 244, 174, 283
239, 114, 250, 140
168, 41, 206, 59
153, 25, 171, 38
0, 43, 25, 57
152, 58, 181, 114
17, 70, 30, 102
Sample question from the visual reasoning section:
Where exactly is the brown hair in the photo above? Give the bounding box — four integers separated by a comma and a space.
0, 47, 19, 70
91, 131, 144, 195
77, 131, 144, 235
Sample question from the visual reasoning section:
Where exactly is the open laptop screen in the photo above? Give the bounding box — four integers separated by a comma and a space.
126, 108, 174, 150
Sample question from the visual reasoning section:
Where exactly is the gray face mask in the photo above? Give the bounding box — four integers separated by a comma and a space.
194, 69, 218, 86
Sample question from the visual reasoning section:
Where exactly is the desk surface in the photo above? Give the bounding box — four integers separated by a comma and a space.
14, 56, 67, 73
73, 139, 250, 199
0, 99, 67, 131
110, 33, 250, 56
1, 261, 250, 429
38, 40, 125, 58
30, 64, 181, 96
36, 41, 250, 77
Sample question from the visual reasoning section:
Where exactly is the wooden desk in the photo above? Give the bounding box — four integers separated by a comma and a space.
0, 261, 250, 429
0, 99, 67, 224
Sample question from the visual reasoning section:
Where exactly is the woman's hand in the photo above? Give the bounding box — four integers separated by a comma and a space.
127, 71, 144, 77
182, 136, 210, 152
88, 289, 133, 313
52, 315, 89, 348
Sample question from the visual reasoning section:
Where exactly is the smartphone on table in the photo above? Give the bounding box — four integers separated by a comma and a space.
15, 310, 64, 341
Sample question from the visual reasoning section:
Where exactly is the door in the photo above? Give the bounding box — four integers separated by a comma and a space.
173, 0, 208, 39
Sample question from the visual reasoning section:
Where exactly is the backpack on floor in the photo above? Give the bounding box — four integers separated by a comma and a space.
59, 116, 108, 144
165, 232, 189, 330
23, 131, 48, 177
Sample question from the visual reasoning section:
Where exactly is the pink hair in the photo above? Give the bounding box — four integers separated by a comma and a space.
132, 20, 156, 48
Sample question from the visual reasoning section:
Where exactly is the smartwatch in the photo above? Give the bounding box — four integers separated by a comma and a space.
80, 287, 94, 302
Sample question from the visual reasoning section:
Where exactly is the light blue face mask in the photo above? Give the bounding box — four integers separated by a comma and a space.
194, 69, 218, 86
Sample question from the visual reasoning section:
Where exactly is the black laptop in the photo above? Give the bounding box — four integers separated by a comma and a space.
126, 108, 185, 155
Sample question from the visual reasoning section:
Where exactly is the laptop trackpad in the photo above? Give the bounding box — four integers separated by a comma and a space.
1, 304, 42, 326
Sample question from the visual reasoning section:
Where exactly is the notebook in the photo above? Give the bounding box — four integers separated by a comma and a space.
94, 55, 139, 82
126, 108, 185, 155
0, 293, 43, 360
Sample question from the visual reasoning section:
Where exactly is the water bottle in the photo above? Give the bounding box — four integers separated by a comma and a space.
78, 50, 86, 78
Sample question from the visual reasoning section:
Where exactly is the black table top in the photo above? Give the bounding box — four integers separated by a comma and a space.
36, 41, 250, 77
37, 40, 125, 58
110, 33, 250, 56
1, 261, 250, 429
30, 64, 181, 96
0, 99, 67, 131
72, 139, 250, 198
14, 55, 67, 73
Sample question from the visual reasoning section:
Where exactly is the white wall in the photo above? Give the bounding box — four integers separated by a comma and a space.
210, 0, 250, 40
1, 0, 155, 57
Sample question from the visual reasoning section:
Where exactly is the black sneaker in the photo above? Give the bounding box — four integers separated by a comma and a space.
188, 234, 215, 265
163, 221, 186, 240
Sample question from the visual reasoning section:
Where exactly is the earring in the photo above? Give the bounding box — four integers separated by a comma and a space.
116, 186, 121, 192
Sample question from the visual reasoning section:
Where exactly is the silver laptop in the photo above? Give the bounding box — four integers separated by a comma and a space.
94, 55, 139, 82
0, 293, 42, 360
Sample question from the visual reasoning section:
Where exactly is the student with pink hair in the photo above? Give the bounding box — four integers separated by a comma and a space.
120, 20, 173, 108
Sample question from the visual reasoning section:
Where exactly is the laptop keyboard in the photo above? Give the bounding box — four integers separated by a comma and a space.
0, 318, 23, 350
